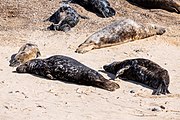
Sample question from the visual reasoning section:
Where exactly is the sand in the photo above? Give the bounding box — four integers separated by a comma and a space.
0, 0, 180, 119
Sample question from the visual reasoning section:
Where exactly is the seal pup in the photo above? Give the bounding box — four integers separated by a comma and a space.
103, 58, 170, 95
16, 55, 120, 91
127, 0, 180, 13
75, 19, 166, 53
9, 43, 41, 67
67, 0, 116, 17
45, 2, 88, 32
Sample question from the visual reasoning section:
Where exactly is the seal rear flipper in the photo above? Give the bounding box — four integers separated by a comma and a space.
152, 80, 170, 95
115, 65, 131, 79
94, 81, 120, 91
101, 7, 116, 18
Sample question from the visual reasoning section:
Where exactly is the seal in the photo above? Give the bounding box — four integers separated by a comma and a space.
127, 0, 180, 13
9, 43, 41, 67
103, 58, 170, 95
75, 19, 166, 53
45, 2, 88, 32
67, 0, 116, 17
16, 55, 120, 91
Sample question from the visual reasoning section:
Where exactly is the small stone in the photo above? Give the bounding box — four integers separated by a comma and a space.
130, 90, 135, 93
4, 106, 9, 109
160, 105, 165, 109
151, 107, 161, 112
15, 91, 20, 93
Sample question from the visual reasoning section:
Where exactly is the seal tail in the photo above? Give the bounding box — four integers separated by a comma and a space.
152, 79, 170, 95
94, 80, 120, 91
102, 7, 116, 18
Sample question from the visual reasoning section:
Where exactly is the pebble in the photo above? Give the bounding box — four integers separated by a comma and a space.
130, 90, 135, 93
151, 107, 161, 112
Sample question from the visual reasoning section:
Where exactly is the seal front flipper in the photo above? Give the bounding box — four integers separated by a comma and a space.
94, 80, 120, 91
115, 65, 131, 79
46, 74, 55, 80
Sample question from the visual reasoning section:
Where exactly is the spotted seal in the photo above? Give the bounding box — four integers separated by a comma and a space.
45, 2, 88, 32
127, 0, 180, 13
103, 58, 170, 95
16, 55, 120, 91
75, 19, 166, 53
67, 0, 116, 17
9, 43, 41, 67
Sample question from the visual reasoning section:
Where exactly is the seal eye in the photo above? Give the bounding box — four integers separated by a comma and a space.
16, 57, 20, 61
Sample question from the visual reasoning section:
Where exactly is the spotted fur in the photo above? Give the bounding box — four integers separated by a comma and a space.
16, 55, 120, 91
67, 0, 116, 17
45, 2, 88, 32
9, 43, 41, 67
75, 19, 166, 53
127, 0, 180, 13
103, 58, 170, 95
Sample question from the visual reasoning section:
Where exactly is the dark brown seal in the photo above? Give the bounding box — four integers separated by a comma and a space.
16, 55, 120, 91
67, 0, 116, 17
45, 2, 88, 32
103, 58, 170, 95
75, 19, 166, 53
9, 43, 41, 67
127, 0, 180, 13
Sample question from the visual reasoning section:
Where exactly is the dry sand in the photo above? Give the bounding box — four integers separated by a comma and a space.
0, 0, 180, 120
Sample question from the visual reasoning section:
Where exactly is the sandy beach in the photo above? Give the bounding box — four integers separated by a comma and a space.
0, 0, 180, 119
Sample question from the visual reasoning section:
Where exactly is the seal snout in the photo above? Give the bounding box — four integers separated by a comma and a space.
103, 65, 109, 71
157, 28, 166, 35
9, 60, 20, 67
103, 64, 114, 73
102, 7, 116, 18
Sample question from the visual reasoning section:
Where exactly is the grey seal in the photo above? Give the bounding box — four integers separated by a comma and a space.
127, 0, 180, 13
103, 58, 170, 95
76, 19, 166, 53
16, 55, 120, 91
67, 0, 116, 17
45, 2, 88, 32
9, 43, 41, 67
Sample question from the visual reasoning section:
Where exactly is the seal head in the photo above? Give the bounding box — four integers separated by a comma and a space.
9, 43, 41, 67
